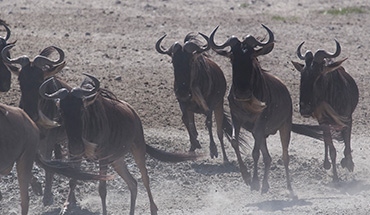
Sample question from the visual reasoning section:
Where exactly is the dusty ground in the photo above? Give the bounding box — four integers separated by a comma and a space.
1, 0, 370, 214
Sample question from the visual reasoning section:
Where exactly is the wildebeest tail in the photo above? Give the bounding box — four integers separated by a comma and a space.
146, 144, 201, 162
35, 153, 114, 181
222, 112, 250, 149
222, 112, 233, 141
292, 123, 324, 141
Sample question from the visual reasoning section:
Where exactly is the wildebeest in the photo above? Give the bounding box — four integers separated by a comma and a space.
39, 74, 199, 215
291, 40, 359, 181
0, 102, 113, 215
155, 33, 231, 162
203, 25, 294, 195
1, 44, 69, 205
0, 20, 17, 92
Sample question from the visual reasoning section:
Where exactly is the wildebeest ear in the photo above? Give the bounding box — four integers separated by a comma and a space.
322, 58, 347, 74
291, 61, 304, 72
43, 61, 66, 78
5, 63, 20, 76
254, 42, 274, 56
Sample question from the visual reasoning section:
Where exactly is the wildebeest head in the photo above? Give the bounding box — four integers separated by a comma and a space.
0, 20, 17, 92
1, 44, 66, 126
291, 40, 344, 117
155, 33, 209, 102
39, 74, 100, 156
204, 24, 274, 100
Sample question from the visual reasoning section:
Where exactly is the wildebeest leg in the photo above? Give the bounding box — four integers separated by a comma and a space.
60, 160, 80, 215
41, 134, 57, 206
131, 140, 158, 215
206, 111, 218, 159
279, 120, 294, 196
99, 161, 108, 215
16, 152, 34, 215
340, 122, 354, 172
231, 119, 251, 185
323, 141, 331, 170
60, 179, 78, 215
181, 106, 201, 151
214, 102, 229, 163
250, 134, 262, 191
323, 126, 338, 182
112, 157, 138, 215
259, 137, 272, 193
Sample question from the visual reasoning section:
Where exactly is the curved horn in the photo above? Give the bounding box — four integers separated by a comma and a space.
296, 41, 306, 60
155, 34, 173, 56
80, 73, 100, 98
183, 41, 209, 54
208, 26, 229, 50
39, 77, 69, 100
313, 39, 341, 63
1, 44, 30, 67
33, 46, 65, 69
243, 24, 274, 48
260, 24, 274, 45
0, 21, 11, 41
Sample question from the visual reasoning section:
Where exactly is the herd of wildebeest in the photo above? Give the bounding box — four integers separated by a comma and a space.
0, 16, 359, 215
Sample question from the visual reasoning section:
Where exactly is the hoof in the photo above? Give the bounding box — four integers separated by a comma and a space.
323, 160, 331, 170
43, 195, 54, 206
210, 146, 218, 159
31, 178, 43, 196
189, 140, 201, 152
241, 171, 251, 186
261, 183, 270, 194
251, 178, 260, 191
341, 157, 354, 172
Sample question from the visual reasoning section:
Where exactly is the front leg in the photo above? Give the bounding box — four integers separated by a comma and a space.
180, 104, 201, 151
231, 118, 251, 185
60, 159, 81, 215
322, 125, 338, 182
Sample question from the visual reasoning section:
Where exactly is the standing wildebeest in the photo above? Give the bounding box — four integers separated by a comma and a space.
39, 74, 199, 215
203, 25, 294, 195
155, 33, 231, 162
1, 44, 69, 206
291, 40, 359, 182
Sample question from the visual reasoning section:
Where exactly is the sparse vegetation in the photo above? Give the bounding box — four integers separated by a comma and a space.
272, 15, 298, 22
321, 7, 367, 15
240, 3, 248, 8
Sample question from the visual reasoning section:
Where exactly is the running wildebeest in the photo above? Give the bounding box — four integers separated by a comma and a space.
291, 40, 359, 182
202, 25, 294, 195
0, 20, 17, 92
0, 103, 112, 215
39, 74, 199, 215
1, 44, 69, 206
155, 33, 231, 162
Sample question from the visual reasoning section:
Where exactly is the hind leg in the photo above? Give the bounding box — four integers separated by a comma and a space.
340, 122, 354, 172
279, 121, 294, 197
214, 102, 229, 163
99, 161, 108, 215
16, 154, 34, 215
205, 111, 218, 159
131, 142, 158, 215
112, 157, 138, 215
